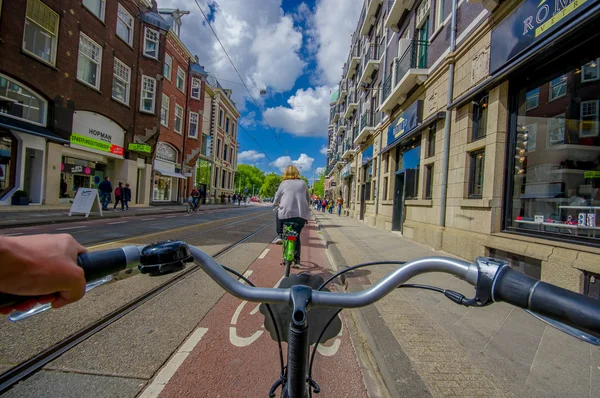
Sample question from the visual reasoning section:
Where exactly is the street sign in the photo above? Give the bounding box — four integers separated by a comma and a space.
69, 188, 102, 217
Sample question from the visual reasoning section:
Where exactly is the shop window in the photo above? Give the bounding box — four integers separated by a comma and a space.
77, 33, 102, 89
164, 54, 172, 81
23, 0, 59, 66
160, 94, 169, 126
189, 112, 199, 138
364, 165, 372, 200
580, 100, 599, 138
468, 150, 484, 198
472, 95, 488, 141
427, 124, 436, 158
143, 27, 159, 59
525, 88, 539, 110
112, 58, 131, 105
0, 74, 47, 126
524, 123, 537, 152
488, 249, 541, 280
140, 75, 156, 113
0, 131, 17, 199
176, 67, 186, 92
582, 59, 599, 82
425, 165, 434, 199
174, 104, 183, 133
549, 74, 567, 101
547, 114, 565, 146
116, 3, 134, 46
83, 0, 105, 21
191, 78, 201, 99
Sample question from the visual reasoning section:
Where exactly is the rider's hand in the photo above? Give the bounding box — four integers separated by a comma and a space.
0, 234, 87, 314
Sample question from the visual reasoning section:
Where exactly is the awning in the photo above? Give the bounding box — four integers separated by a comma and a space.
381, 112, 445, 154
155, 169, 186, 179
0, 115, 69, 144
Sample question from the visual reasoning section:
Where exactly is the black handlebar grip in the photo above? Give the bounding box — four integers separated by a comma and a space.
0, 248, 129, 311
494, 267, 600, 337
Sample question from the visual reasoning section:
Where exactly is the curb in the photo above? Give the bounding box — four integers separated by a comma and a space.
314, 215, 432, 398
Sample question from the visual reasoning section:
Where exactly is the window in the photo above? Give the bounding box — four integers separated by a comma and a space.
160, 94, 169, 126
472, 95, 488, 141
0, 131, 17, 199
82, 0, 105, 21
116, 3, 134, 46
219, 110, 224, 127
77, 33, 102, 89
580, 100, 599, 138
203, 135, 212, 157
468, 150, 484, 198
232, 123, 237, 139
217, 139, 221, 158
548, 114, 565, 146
525, 88, 539, 110
23, 0, 59, 65
435, 0, 445, 29
164, 54, 172, 81
189, 112, 199, 138
383, 177, 388, 200
222, 171, 226, 189
176, 67, 186, 92
0, 74, 48, 126
191, 78, 201, 99
174, 104, 183, 133
427, 125, 436, 158
230, 148, 234, 164
143, 28, 159, 59
225, 117, 230, 133
140, 75, 156, 113
384, 153, 389, 173
112, 58, 131, 105
425, 165, 434, 199
582, 59, 599, 82
549, 75, 567, 100
214, 168, 219, 187
224, 144, 228, 161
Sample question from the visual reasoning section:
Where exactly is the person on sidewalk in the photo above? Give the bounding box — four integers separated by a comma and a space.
113, 182, 124, 211
273, 165, 311, 267
232, 193, 237, 204
98, 177, 112, 211
122, 183, 132, 210
321, 199, 327, 213
336, 195, 343, 217
191, 186, 200, 211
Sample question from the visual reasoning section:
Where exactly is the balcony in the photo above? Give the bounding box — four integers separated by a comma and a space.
355, 111, 376, 145
344, 89, 358, 119
338, 80, 348, 103
380, 40, 429, 114
360, 0, 383, 36
359, 44, 382, 85
342, 139, 355, 160
336, 119, 347, 136
384, 0, 415, 32
346, 47, 361, 80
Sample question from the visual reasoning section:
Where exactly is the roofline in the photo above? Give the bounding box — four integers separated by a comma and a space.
166, 29, 194, 61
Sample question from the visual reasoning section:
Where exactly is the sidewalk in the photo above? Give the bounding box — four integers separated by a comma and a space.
0, 203, 242, 229
314, 212, 599, 398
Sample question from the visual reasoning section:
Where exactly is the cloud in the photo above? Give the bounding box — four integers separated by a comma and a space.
263, 86, 332, 136
238, 150, 266, 163
240, 111, 257, 128
158, 0, 305, 106
316, 166, 325, 175
319, 146, 328, 155
272, 153, 315, 173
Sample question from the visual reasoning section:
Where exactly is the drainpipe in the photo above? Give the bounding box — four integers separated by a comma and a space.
439, 0, 458, 227
180, 58, 192, 203
375, 32, 388, 217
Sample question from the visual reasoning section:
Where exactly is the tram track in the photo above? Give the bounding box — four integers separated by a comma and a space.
0, 213, 276, 394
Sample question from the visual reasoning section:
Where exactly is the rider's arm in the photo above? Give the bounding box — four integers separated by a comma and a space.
273, 184, 283, 206
0, 234, 87, 314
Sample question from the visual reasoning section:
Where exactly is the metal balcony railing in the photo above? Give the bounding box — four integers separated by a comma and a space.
363, 43, 382, 66
394, 40, 429, 87
360, 111, 374, 131
353, 123, 359, 141
383, 73, 393, 101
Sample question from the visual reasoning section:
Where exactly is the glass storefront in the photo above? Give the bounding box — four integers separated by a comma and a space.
153, 174, 173, 201
60, 156, 104, 199
506, 35, 600, 244
0, 130, 16, 199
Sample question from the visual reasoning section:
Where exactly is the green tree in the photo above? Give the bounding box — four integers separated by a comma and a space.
234, 164, 265, 194
259, 173, 282, 197
196, 159, 212, 185
312, 171, 325, 198
300, 176, 309, 186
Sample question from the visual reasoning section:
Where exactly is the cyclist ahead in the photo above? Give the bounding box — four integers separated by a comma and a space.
191, 186, 200, 210
274, 165, 311, 265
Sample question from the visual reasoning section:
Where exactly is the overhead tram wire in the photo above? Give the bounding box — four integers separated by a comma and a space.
237, 123, 280, 173
193, 0, 286, 151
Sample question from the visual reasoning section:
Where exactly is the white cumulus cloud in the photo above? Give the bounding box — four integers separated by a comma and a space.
238, 150, 266, 163
272, 153, 315, 173
316, 166, 325, 175
319, 146, 328, 155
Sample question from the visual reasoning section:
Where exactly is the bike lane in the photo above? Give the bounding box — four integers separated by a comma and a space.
153, 221, 369, 398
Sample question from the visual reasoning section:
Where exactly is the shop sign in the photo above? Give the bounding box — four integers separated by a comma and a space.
71, 111, 125, 157
584, 171, 600, 178
61, 163, 94, 175
490, 0, 595, 73
362, 145, 374, 165
128, 143, 151, 153
387, 101, 423, 148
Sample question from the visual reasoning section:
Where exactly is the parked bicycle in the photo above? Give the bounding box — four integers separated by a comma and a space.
1, 242, 599, 398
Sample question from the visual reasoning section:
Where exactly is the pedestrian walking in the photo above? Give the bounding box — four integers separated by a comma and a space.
336, 195, 343, 217
113, 182, 124, 211
228, 194, 231, 203
232, 193, 237, 204
321, 199, 327, 213
122, 183, 132, 210
98, 177, 112, 211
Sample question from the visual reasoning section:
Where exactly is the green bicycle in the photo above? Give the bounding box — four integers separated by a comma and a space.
281, 222, 300, 278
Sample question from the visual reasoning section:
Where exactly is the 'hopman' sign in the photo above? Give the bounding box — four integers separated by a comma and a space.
387, 100, 423, 148
490, 0, 595, 73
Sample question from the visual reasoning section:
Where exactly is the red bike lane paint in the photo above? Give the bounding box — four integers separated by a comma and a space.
157, 222, 368, 398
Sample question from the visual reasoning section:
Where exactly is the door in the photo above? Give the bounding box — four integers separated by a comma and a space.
416, 18, 429, 68
392, 172, 406, 231
346, 176, 352, 210
359, 184, 366, 221
24, 148, 43, 203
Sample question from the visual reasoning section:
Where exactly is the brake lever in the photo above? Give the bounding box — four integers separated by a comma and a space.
526, 310, 600, 346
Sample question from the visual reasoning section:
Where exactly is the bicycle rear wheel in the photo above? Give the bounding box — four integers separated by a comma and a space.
284, 259, 292, 278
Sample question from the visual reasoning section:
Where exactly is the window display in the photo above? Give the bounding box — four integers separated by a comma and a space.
0, 131, 16, 199
508, 53, 600, 244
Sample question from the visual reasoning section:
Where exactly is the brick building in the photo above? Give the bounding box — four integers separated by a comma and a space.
0, 0, 168, 206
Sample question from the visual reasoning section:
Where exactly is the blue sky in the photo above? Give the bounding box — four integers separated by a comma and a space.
159, 0, 363, 181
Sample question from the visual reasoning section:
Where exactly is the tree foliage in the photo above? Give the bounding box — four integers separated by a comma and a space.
259, 173, 282, 197
312, 171, 325, 198
196, 159, 212, 185
234, 164, 265, 194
